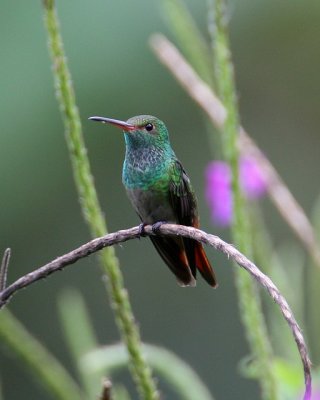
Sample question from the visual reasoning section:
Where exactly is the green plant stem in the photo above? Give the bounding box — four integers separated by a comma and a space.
309, 196, 320, 363
210, 0, 278, 398
162, 0, 218, 155
162, 0, 213, 86
0, 309, 84, 400
42, 1, 159, 399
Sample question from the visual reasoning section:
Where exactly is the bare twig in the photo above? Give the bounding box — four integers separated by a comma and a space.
0, 224, 312, 399
0, 248, 11, 292
149, 33, 320, 270
100, 378, 112, 400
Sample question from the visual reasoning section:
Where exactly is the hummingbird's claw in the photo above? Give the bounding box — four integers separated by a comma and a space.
151, 221, 167, 234
138, 223, 147, 238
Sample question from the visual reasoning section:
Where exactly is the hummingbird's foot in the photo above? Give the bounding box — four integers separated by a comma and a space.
138, 223, 147, 238
151, 221, 167, 234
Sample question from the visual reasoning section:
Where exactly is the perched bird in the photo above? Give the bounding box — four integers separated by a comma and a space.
89, 115, 217, 288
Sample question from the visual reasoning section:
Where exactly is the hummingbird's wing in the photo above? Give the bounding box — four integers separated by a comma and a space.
169, 161, 218, 287
149, 235, 196, 287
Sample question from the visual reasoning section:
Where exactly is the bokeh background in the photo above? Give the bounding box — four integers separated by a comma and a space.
1, 0, 320, 399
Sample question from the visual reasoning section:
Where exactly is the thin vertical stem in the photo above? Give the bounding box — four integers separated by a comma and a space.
162, 0, 214, 86
0, 249, 11, 291
42, 1, 159, 399
209, 0, 279, 398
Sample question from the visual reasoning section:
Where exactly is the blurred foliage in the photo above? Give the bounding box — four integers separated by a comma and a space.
1, 0, 320, 399
0, 309, 84, 400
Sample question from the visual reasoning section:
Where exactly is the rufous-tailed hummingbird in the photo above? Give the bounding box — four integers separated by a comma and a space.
89, 115, 217, 288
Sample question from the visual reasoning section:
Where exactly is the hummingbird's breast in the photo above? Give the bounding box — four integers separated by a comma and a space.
126, 186, 176, 224
122, 147, 177, 224
122, 146, 173, 189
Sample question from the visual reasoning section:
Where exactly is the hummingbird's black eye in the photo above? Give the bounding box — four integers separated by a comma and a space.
145, 123, 154, 132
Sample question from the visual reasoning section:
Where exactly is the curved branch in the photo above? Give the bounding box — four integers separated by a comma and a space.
0, 224, 312, 399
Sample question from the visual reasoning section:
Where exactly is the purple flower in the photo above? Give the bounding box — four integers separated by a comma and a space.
300, 389, 320, 400
205, 157, 267, 227
313, 391, 320, 400
205, 161, 232, 227
240, 156, 267, 199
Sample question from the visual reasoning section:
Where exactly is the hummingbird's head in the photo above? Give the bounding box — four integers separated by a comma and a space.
88, 115, 170, 150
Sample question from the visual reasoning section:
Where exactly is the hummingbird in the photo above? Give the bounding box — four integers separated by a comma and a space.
89, 115, 217, 288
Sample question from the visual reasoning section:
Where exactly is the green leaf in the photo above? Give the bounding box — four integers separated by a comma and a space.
82, 343, 215, 400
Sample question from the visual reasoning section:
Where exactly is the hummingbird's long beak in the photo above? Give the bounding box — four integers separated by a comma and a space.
88, 116, 135, 131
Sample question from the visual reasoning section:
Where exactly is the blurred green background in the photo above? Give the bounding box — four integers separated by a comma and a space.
1, 0, 320, 398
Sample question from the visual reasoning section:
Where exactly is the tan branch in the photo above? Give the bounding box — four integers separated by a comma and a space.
100, 379, 112, 400
0, 224, 312, 399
